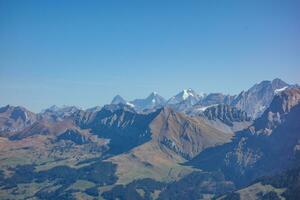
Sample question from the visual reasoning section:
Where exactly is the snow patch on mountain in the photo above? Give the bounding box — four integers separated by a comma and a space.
182, 89, 195, 100
274, 86, 288, 94
126, 102, 135, 107
196, 104, 219, 112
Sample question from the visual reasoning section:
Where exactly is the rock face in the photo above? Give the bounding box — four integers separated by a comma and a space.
189, 88, 300, 186
253, 87, 300, 135
203, 104, 251, 126
200, 93, 235, 107
0, 105, 37, 136
231, 78, 290, 119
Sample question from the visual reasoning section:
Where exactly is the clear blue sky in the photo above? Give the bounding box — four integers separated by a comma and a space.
0, 0, 299, 112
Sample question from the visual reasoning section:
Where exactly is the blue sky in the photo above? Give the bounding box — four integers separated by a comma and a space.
0, 0, 299, 112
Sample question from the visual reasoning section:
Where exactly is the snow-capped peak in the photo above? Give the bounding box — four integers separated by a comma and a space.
167, 88, 201, 105
182, 88, 195, 100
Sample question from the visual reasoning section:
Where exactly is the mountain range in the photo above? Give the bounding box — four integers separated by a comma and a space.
0, 78, 299, 200
104, 78, 295, 119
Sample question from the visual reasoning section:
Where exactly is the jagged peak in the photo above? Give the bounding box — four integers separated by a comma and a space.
0, 104, 33, 114
181, 88, 197, 99
146, 92, 166, 102
147, 91, 162, 98
111, 95, 127, 105
167, 88, 202, 105
272, 78, 288, 86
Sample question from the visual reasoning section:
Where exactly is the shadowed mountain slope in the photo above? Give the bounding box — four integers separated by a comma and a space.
107, 107, 233, 185
189, 88, 300, 187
